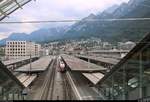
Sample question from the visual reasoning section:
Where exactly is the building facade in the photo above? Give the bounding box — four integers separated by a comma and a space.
5, 41, 41, 60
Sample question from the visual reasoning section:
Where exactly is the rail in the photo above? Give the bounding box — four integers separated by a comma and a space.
39, 59, 56, 100
39, 56, 73, 100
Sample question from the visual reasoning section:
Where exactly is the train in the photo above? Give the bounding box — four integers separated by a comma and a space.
57, 56, 66, 73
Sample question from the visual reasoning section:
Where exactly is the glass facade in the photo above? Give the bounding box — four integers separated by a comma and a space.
98, 35, 150, 100
0, 0, 33, 100
0, 0, 32, 20
0, 61, 25, 100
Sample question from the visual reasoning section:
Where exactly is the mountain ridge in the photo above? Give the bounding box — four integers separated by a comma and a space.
0, 27, 68, 45
0, 0, 150, 45
62, 0, 150, 43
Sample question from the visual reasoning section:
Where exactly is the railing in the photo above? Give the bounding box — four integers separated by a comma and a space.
138, 96, 150, 102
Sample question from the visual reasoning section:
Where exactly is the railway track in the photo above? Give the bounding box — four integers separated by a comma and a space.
47, 59, 56, 99
50, 58, 70, 100
39, 58, 56, 100
62, 73, 72, 100
39, 56, 71, 100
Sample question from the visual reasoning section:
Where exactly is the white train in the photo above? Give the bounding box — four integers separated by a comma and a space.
58, 56, 66, 73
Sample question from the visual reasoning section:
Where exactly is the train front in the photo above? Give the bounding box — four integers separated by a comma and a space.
57, 56, 66, 73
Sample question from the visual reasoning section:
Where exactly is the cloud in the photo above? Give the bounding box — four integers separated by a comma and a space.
0, 33, 10, 40
0, 0, 129, 39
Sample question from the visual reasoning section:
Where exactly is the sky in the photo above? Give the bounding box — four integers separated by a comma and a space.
0, 0, 129, 40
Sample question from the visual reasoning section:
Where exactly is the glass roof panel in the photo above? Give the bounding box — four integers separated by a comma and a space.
0, 0, 32, 21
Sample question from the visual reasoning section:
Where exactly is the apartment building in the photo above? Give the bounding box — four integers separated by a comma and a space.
5, 41, 41, 59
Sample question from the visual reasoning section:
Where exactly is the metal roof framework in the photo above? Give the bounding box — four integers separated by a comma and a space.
94, 32, 150, 100
0, 0, 35, 95
0, 0, 34, 21
0, 61, 25, 89
97, 32, 150, 85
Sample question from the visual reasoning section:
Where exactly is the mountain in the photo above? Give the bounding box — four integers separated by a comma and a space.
8, 33, 29, 40
63, 0, 150, 43
0, 27, 68, 46
0, 33, 29, 45
1, 0, 150, 45
104, 4, 119, 14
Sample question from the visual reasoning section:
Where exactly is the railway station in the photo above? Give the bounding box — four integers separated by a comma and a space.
1, 32, 150, 100
0, 0, 150, 101
1, 33, 150, 100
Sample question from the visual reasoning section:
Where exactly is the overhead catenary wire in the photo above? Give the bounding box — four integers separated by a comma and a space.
1, 17, 150, 24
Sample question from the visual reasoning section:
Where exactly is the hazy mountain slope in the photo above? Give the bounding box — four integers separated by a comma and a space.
0, 27, 68, 45
63, 0, 150, 43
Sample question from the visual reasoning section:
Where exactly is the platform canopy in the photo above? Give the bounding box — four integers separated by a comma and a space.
15, 56, 52, 73
62, 54, 107, 73
0, 0, 33, 20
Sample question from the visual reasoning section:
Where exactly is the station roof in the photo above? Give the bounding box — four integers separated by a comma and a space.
61, 54, 107, 73
82, 73, 104, 85
0, 0, 33, 21
15, 56, 52, 73
2, 56, 38, 66
17, 74, 37, 87
88, 50, 129, 53
99, 54, 122, 60
76, 55, 119, 65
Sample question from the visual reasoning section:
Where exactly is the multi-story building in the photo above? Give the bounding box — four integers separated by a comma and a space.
35, 44, 41, 56
5, 41, 41, 59
0, 46, 5, 60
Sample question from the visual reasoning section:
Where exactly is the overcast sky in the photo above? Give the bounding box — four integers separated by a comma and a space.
0, 0, 129, 40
